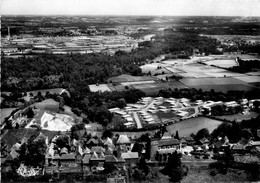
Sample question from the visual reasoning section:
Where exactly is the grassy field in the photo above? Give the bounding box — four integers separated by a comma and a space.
179, 77, 258, 92
205, 59, 238, 68
1, 108, 16, 124
166, 117, 222, 137
234, 76, 260, 83
132, 83, 171, 95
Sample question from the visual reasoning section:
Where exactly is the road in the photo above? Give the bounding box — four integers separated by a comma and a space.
142, 100, 156, 111
133, 112, 142, 129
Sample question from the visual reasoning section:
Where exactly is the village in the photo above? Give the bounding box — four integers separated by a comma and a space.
1, 88, 260, 182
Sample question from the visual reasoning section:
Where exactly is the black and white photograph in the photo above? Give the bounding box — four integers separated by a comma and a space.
1, 0, 260, 182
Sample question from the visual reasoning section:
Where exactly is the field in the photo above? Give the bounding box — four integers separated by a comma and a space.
165, 81, 189, 90
166, 117, 222, 137
89, 84, 112, 92
234, 76, 260, 83
204, 59, 238, 68
179, 77, 258, 92
1, 108, 16, 124
108, 74, 154, 83
132, 83, 171, 95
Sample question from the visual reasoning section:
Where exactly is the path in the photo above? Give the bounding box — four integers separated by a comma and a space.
133, 112, 142, 129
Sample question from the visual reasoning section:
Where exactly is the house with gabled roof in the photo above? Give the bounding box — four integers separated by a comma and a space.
90, 151, 99, 166
161, 132, 172, 139
98, 152, 106, 161
121, 152, 138, 164
182, 136, 195, 145
91, 146, 105, 154
105, 155, 118, 165
103, 137, 115, 149
60, 153, 77, 167
116, 135, 131, 145
86, 138, 98, 146
104, 147, 114, 155
60, 147, 68, 155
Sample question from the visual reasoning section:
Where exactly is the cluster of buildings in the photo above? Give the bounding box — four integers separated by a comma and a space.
1, 34, 139, 57
1, 132, 140, 181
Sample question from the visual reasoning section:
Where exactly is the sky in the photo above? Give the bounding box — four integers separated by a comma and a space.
1, 0, 260, 16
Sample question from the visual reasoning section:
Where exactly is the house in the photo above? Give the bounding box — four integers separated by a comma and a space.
161, 132, 172, 139
158, 138, 180, 150
231, 144, 246, 154
59, 153, 77, 167
90, 151, 99, 166
116, 135, 131, 145
103, 137, 115, 149
105, 155, 118, 165
87, 138, 98, 146
91, 146, 105, 154
82, 154, 91, 177
180, 139, 187, 147
60, 147, 69, 155
199, 137, 210, 145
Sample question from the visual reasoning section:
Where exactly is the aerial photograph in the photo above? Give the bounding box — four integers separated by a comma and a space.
0, 0, 260, 182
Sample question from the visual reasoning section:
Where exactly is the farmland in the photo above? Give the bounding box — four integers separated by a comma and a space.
179, 77, 258, 92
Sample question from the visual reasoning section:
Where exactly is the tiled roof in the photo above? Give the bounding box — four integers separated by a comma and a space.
60, 153, 76, 160
161, 132, 172, 139
91, 146, 105, 154
158, 148, 176, 154
98, 152, 105, 160
104, 138, 115, 148
82, 154, 91, 164
90, 151, 98, 160
52, 154, 60, 160
158, 138, 180, 147
10, 149, 19, 159
83, 147, 91, 154
60, 147, 68, 154
118, 155, 126, 162
105, 155, 118, 163
200, 137, 210, 144
214, 140, 225, 149
116, 135, 131, 144
121, 152, 138, 159
183, 136, 194, 142
104, 147, 113, 155
180, 139, 186, 143
34, 132, 47, 142
232, 144, 245, 150
249, 141, 260, 146
87, 138, 98, 145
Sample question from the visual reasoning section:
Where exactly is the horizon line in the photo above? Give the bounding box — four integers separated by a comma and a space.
2, 14, 260, 18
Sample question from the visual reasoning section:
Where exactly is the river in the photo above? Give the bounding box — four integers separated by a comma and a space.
166, 117, 222, 137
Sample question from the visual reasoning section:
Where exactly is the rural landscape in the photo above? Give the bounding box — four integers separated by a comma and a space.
1, 0, 260, 182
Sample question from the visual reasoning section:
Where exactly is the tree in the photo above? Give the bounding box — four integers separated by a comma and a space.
160, 151, 184, 183
132, 142, 142, 156
195, 128, 210, 142
102, 130, 113, 139
175, 131, 180, 140
26, 107, 35, 118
